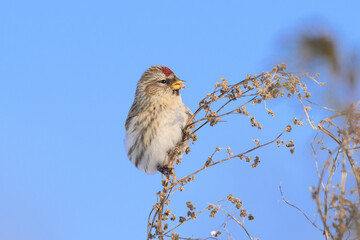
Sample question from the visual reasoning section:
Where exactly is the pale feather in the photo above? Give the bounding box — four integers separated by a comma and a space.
125, 95, 191, 174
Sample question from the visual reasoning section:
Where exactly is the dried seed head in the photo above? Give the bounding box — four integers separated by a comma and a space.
286, 125, 292, 132
163, 223, 168, 230
171, 233, 179, 240
267, 109, 275, 117
176, 158, 182, 165
290, 147, 295, 154
286, 140, 295, 147
236, 201, 243, 209
164, 209, 172, 216
186, 201, 196, 211
240, 209, 247, 217
252, 156, 260, 168
210, 208, 218, 217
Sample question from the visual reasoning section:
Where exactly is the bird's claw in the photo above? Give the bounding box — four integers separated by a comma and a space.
157, 165, 173, 175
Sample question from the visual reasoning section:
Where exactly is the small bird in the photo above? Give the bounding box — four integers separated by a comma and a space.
125, 66, 192, 174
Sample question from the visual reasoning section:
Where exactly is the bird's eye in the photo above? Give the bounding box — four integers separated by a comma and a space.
159, 80, 167, 84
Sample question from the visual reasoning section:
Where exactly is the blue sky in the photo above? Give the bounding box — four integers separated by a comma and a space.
1, 1, 359, 239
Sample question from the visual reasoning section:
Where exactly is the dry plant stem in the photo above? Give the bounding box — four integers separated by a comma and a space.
147, 175, 173, 239
343, 148, 360, 200
311, 140, 326, 191
220, 217, 236, 240
319, 117, 360, 200
312, 138, 341, 233
192, 98, 234, 134
323, 148, 341, 237
158, 121, 294, 235
315, 160, 334, 240
303, 103, 360, 200
338, 154, 347, 240
170, 124, 293, 189
163, 235, 216, 240
159, 177, 174, 239
308, 104, 359, 240
163, 199, 227, 236
216, 206, 253, 240
192, 96, 256, 134
279, 185, 323, 232
305, 99, 339, 112
185, 88, 252, 130
157, 202, 163, 240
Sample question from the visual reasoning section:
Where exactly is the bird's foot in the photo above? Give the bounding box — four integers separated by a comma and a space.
157, 165, 173, 175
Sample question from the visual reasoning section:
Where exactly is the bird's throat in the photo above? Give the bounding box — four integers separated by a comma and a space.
172, 90, 180, 96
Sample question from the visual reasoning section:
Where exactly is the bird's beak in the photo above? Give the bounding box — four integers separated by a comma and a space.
172, 79, 186, 90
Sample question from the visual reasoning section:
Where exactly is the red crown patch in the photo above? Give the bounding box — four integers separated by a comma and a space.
161, 66, 174, 76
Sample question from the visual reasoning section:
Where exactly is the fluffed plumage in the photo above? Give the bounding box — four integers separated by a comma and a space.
125, 65, 192, 174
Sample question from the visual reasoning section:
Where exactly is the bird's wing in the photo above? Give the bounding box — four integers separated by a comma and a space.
184, 105, 193, 121
125, 101, 139, 130
182, 104, 193, 130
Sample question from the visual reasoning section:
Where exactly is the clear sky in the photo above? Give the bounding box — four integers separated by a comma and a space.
1, 1, 359, 239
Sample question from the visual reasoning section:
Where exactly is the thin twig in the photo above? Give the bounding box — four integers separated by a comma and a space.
216, 206, 253, 240
279, 184, 323, 232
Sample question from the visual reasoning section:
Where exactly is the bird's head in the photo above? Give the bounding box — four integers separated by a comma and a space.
137, 65, 186, 97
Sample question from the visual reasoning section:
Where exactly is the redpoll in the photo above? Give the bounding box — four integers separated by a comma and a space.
125, 66, 192, 174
